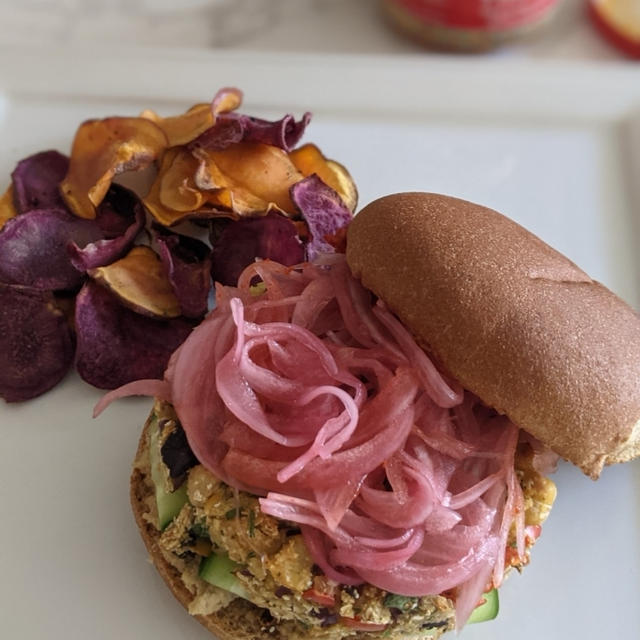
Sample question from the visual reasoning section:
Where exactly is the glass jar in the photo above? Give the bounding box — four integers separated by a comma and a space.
382, 0, 562, 51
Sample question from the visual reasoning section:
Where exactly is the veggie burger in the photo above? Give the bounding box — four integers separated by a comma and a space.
103, 193, 640, 639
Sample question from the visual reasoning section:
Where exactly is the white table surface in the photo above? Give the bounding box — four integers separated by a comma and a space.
1, 3, 639, 640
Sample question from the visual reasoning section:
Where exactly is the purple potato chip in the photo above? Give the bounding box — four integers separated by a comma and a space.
75, 281, 193, 389
11, 150, 70, 213
95, 183, 143, 238
155, 230, 212, 319
210, 212, 304, 286
68, 185, 146, 272
0, 208, 102, 291
0, 283, 74, 402
239, 111, 311, 151
290, 174, 353, 261
190, 111, 311, 153
189, 117, 244, 151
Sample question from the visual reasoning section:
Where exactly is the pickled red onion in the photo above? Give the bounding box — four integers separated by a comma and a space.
102, 254, 539, 627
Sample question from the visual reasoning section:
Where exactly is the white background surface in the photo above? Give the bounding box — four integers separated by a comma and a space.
0, 4, 639, 638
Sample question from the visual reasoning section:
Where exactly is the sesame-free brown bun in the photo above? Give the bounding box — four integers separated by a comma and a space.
346, 192, 640, 479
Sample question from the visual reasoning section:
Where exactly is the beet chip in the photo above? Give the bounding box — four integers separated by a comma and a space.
0, 208, 102, 291
68, 185, 145, 272
211, 212, 304, 286
75, 281, 193, 389
290, 174, 353, 261
0, 283, 74, 402
191, 111, 311, 153
11, 150, 70, 214
155, 230, 212, 319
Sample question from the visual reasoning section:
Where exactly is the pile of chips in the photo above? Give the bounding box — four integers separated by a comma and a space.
0, 88, 356, 402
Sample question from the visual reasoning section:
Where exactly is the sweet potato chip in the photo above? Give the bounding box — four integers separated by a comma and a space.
140, 88, 243, 147
289, 143, 358, 212
0, 283, 74, 402
11, 150, 70, 213
158, 148, 204, 213
193, 149, 276, 217
69, 185, 146, 272
60, 117, 168, 220
211, 86, 244, 116
140, 103, 213, 148
88, 245, 181, 318
75, 281, 193, 390
143, 148, 221, 226
198, 143, 303, 214
144, 145, 285, 225
155, 228, 212, 318
0, 208, 103, 291
325, 159, 358, 212
0, 185, 17, 231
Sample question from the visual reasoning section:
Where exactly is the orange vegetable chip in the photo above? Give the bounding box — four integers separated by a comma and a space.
193, 148, 281, 217
60, 117, 168, 220
140, 88, 243, 147
146, 142, 304, 224
88, 245, 181, 319
200, 142, 304, 215
211, 86, 244, 117
289, 143, 358, 212
140, 104, 213, 148
158, 148, 204, 213
143, 148, 221, 226
0, 185, 17, 230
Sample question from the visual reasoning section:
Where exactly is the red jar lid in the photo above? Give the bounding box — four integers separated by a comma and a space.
383, 0, 561, 49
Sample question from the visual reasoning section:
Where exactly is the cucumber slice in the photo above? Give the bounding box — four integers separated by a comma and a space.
468, 588, 499, 624
199, 552, 250, 599
149, 414, 188, 529
155, 484, 188, 530
383, 593, 418, 611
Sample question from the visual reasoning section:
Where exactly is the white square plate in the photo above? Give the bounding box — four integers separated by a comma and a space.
1, 46, 639, 639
